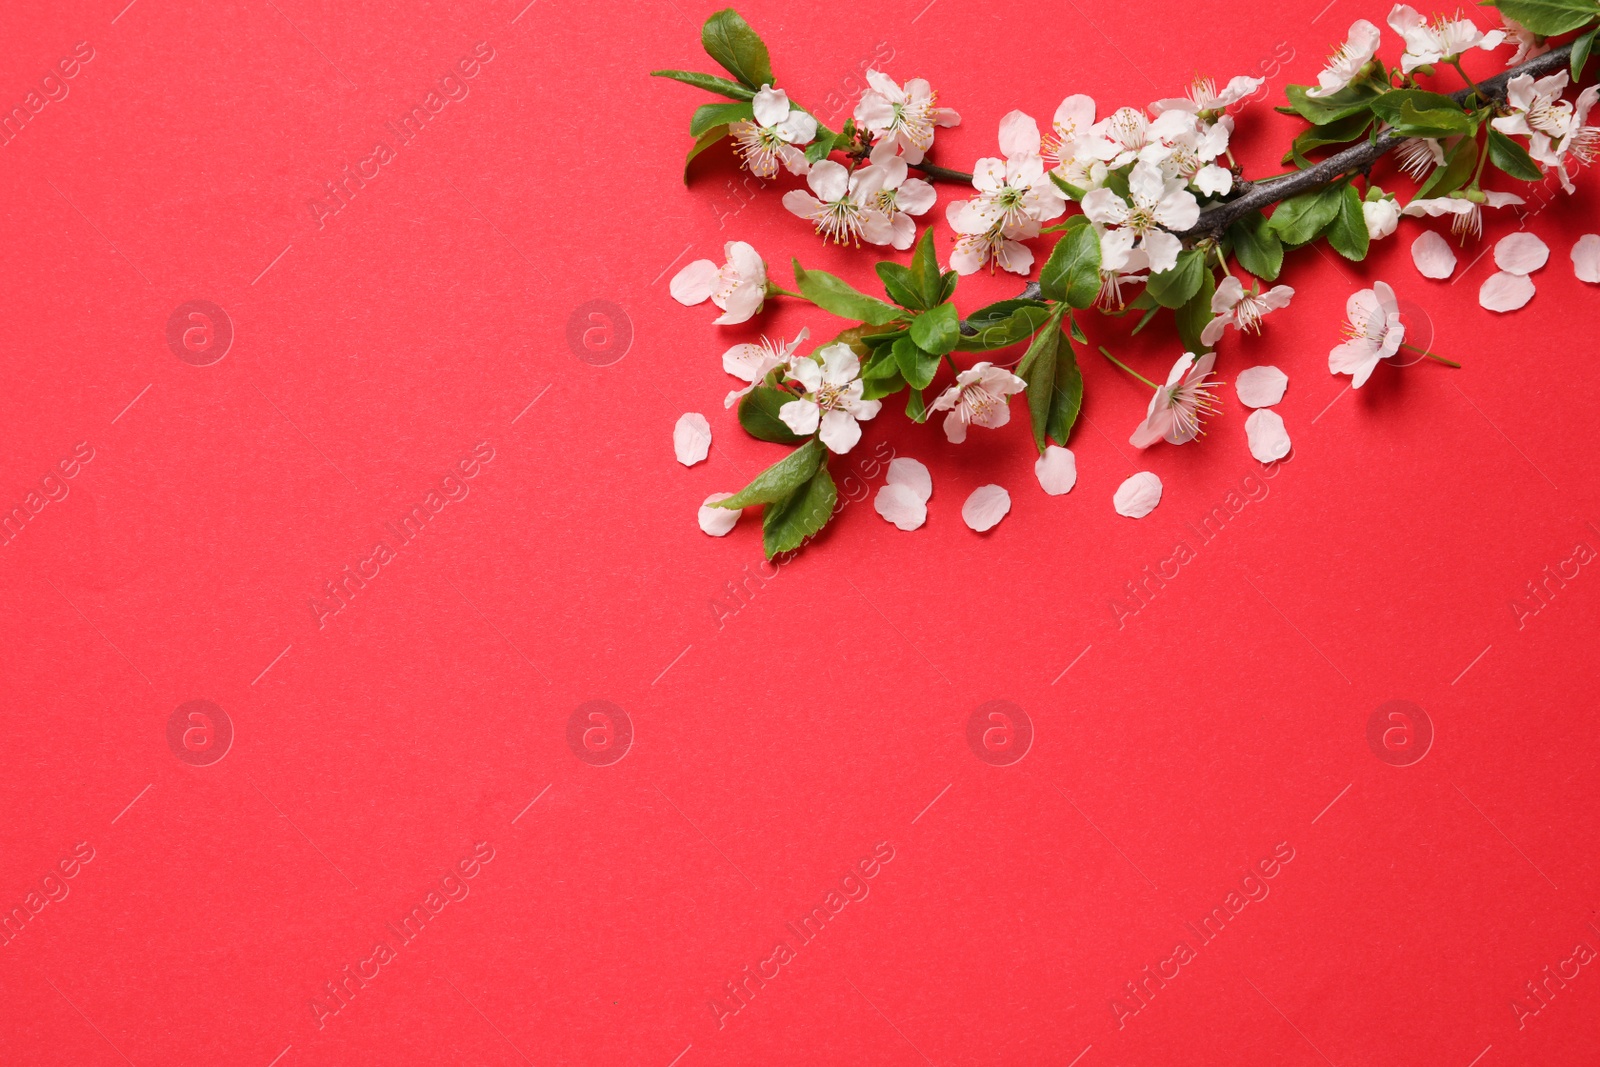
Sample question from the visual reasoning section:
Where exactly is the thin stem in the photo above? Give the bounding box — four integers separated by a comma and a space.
1449, 58, 1482, 101
943, 353, 960, 376
1099, 346, 1157, 388
909, 159, 975, 184
1402, 341, 1460, 368
765, 283, 803, 299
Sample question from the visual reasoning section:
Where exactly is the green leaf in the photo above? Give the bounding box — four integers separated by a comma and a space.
1326, 183, 1370, 261
859, 347, 906, 400
1492, 0, 1600, 36
1175, 269, 1216, 353
905, 387, 927, 422
737, 386, 805, 444
955, 300, 1052, 352
1145, 248, 1206, 309
762, 465, 836, 558
1129, 303, 1161, 335
683, 125, 729, 181
1575, 26, 1598, 79
1488, 127, 1544, 181
908, 227, 945, 308
700, 9, 774, 90
909, 302, 959, 356
793, 260, 903, 325
1415, 135, 1478, 199
1018, 310, 1081, 453
1227, 212, 1284, 281
804, 130, 837, 163
1283, 81, 1385, 125
892, 335, 940, 390
1048, 170, 1087, 201
717, 438, 825, 509
876, 263, 925, 310
690, 101, 753, 137
1067, 314, 1088, 344
1038, 218, 1102, 308
1268, 184, 1344, 246
938, 270, 958, 305
1370, 89, 1472, 137
650, 69, 757, 101
1285, 112, 1373, 167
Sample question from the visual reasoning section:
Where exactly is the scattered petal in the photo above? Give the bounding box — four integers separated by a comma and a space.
1235, 365, 1288, 409
962, 484, 1011, 532
697, 493, 739, 536
1410, 231, 1456, 279
1245, 409, 1292, 463
874, 483, 928, 530
1479, 271, 1535, 312
1573, 234, 1600, 283
1113, 472, 1162, 518
886, 457, 933, 503
1034, 446, 1078, 496
674, 412, 712, 466
1494, 232, 1549, 275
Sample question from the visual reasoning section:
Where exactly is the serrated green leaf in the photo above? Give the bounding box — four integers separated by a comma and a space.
892, 335, 940, 390
908, 302, 959, 356
859, 347, 906, 400
1492, 0, 1599, 36
690, 101, 753, 137
684, 125, 729, 181
793, 260, 903, 325
701, 8, 774, 90
1268, 184, 1344, 246
738, 386, 806, 444
906, 387, 928, 422
1068, 314, 1088, 344
762, 465, 836, 558
938, 270, 958, 305
955, 300, 1052, 352
908, 227, 945, 309
1018, 309, 1081, 453
1175, 270, 1216, 353
650, 69, 757, 100
1371, 89, 1472, 137
1575, 26, 1598, 78
1038, 218, 1102, 308
1285, 112, 1374, 167
876, 262, 925, 310
804, 130, 837, 163
1227, 211, 1285, 280
1488, 127, 1544, 181
1145, 248, 1206, 308
1327, 183, 1370, 261
717, 438, 825, 509
1284, 81, 1385, 125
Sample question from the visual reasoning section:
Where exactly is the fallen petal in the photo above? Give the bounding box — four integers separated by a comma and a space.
1034, 446, 1078, 496
1479, 271, 1535, 313
886, 457, 933, 503
697, 493, 739, 536
874, 483, 928, 530
1113, 471, 1162, 518
1235, 365, 1288, 409
962, 484, 1011, 532
674, 412, 712, 465
1572, 234, 1600, 283
1494, 231, 1549, 275
1245, 409, 1292, 463
1410, 231, 1456, 279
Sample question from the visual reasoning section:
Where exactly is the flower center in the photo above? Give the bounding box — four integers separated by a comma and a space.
815, 381, 847, 411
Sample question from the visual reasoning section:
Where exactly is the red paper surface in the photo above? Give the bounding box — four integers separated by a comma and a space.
2, 0, 1598, 1064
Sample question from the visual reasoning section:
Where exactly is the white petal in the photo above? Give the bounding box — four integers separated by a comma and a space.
1411, 231, 1457, 279
962, 484, 1011, 532
722, 343, 769, 383
1113, 471, 1162, 518
808, 159, 850, 201
1573, 234, 1600, 283
670, 260, 719, 305
1193, 163, 1233, 197
1142, 230, 1182, 275
997, 110, 1041, 158
698, 493, 740, 536
779, 397, 819, 436
874, 483, 927, 531
1235, 365, 1289, 408
1245, 409, 1292, 463
752, 85, 790, 127
1494, 231, 1550, 275
819, 409, 862, 453
714, 283, 764, 325
1034, 446, 1077, 496
886, 457, 933, 503
674, 412, 712, 466
1479, 271, 1535, 312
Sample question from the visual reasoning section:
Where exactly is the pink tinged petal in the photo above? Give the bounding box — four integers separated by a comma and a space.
777, 112, 818, 145
724, 241, 764, 283
1034, 446, 1078, 496
972, 158, 1007, 193
1113, 472, 1163, 518
996, 238, 1036, 275
1127, 160, 1165, 206
714, 283, 764, 325
819, 409, 862, 453
1245, 409, 1292, 463
1411, 231, 1457, 279
897, 178, 937, 216
1484, 190, 1525, 208
941, 407, 970, 443
1572, 234, 1600, 283
783, 189, 823, 220
886, 457, 932, 503
723, 344, 770, 383
808, 159, 850, 201
674, 413, 712, 466
1153, 185, 1201, 230
1494, 231, 1549, 275
752, 86, 791, 127
949, 243, 988, 276
1129, 407, 1176, 450
788, 359, 823, 393
1199, 316, 1231, 347
1372, 280, 1400, 317
818, 343, 861, 385
1479, 270, 1535, 312
962, 484, 1012, 532
1329, 340, 1379, 384
779, 397, 819, 436
670, 260, 719, 305
1235, 365, 1289, 408
997, 110, 1042, 158
698, 493, 740, 536
850, 398, 882, 421
1053, 94, 1096, 135
874, 483, 927, 531
889, 213, 917, 250
1081, 188, 1129, 227
855, 94, 895, 128
1258, 285, 1295, 311
865, 69, 901, 99
1142, 231, 1182, 275
860, 209, 896, 247
1211, 275, 1245, 313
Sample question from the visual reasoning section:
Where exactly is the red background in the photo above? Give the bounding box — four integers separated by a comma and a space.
2, 0, 1598, 1063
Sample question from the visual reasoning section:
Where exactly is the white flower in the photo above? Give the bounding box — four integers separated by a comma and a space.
1411, 230, 1457, 278
1309, 20, 1382, 97
1199, 276, 1294, 347
1500, 15, 1548, 66
1244, 409, 1292, 462
1402, 190, 1524, 241
1130, 351, 1222, 448
671, 240, 767, 324
1034, 446, 1077, 495
1141, 110, 1234, 196
1572, 234, 1600, 283
778, 342, 882, 453
1364, 195, 1402, 239
860, 144, 937, 250
1394, 137, 1446, 180
929, 361, 1027, 443
674, 412, 711, 466
947, 201, 1039, 275
946, 111, 1064, 275
698, 493, 740, 536
1152, 75, 1264, 117
962, 485, 1011, 532
782, 160, 894, 246
1082, 159, 1199, 274
1087, 107, 1152, 169
1042, 95, 1099, 184
852, 70, 959, 165
1113, 472, 1163, 518
1493, 72, 1576, 152
1387, 5, 1505, 73
1095, 227, 1149, 308
1329, 280, 1404, 388
729, 85, 817, 178
721, 327, 809, 407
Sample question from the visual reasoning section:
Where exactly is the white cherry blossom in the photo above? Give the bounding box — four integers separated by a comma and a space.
779, 343, 882, 453
1096, 227, 1149, 308
860, 144, 937, 250
1042, 95, 1100, 185
671, 240, 767, 324
1499, 14, 1549, 65
1387, 5, 1505, 73
1130, 351, 1222, 448
782, 160, 893, 246
1200, 277, 1294, 347
1087, 107, 1152, 169
1329, 280, 1404, 387
1141, 110, 1234, 196
1364, 195, 1402, 239
929, 361, 1028, 443
1309, 20, 1383, 97
1081, 159, 1199, 274
947, 201, 1039, 275
729, 85, 816, 178
1152, 75, 1264, 117
1402, 190, 1524, 241
853, 70, 959, 164
722, 328, 808, 407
